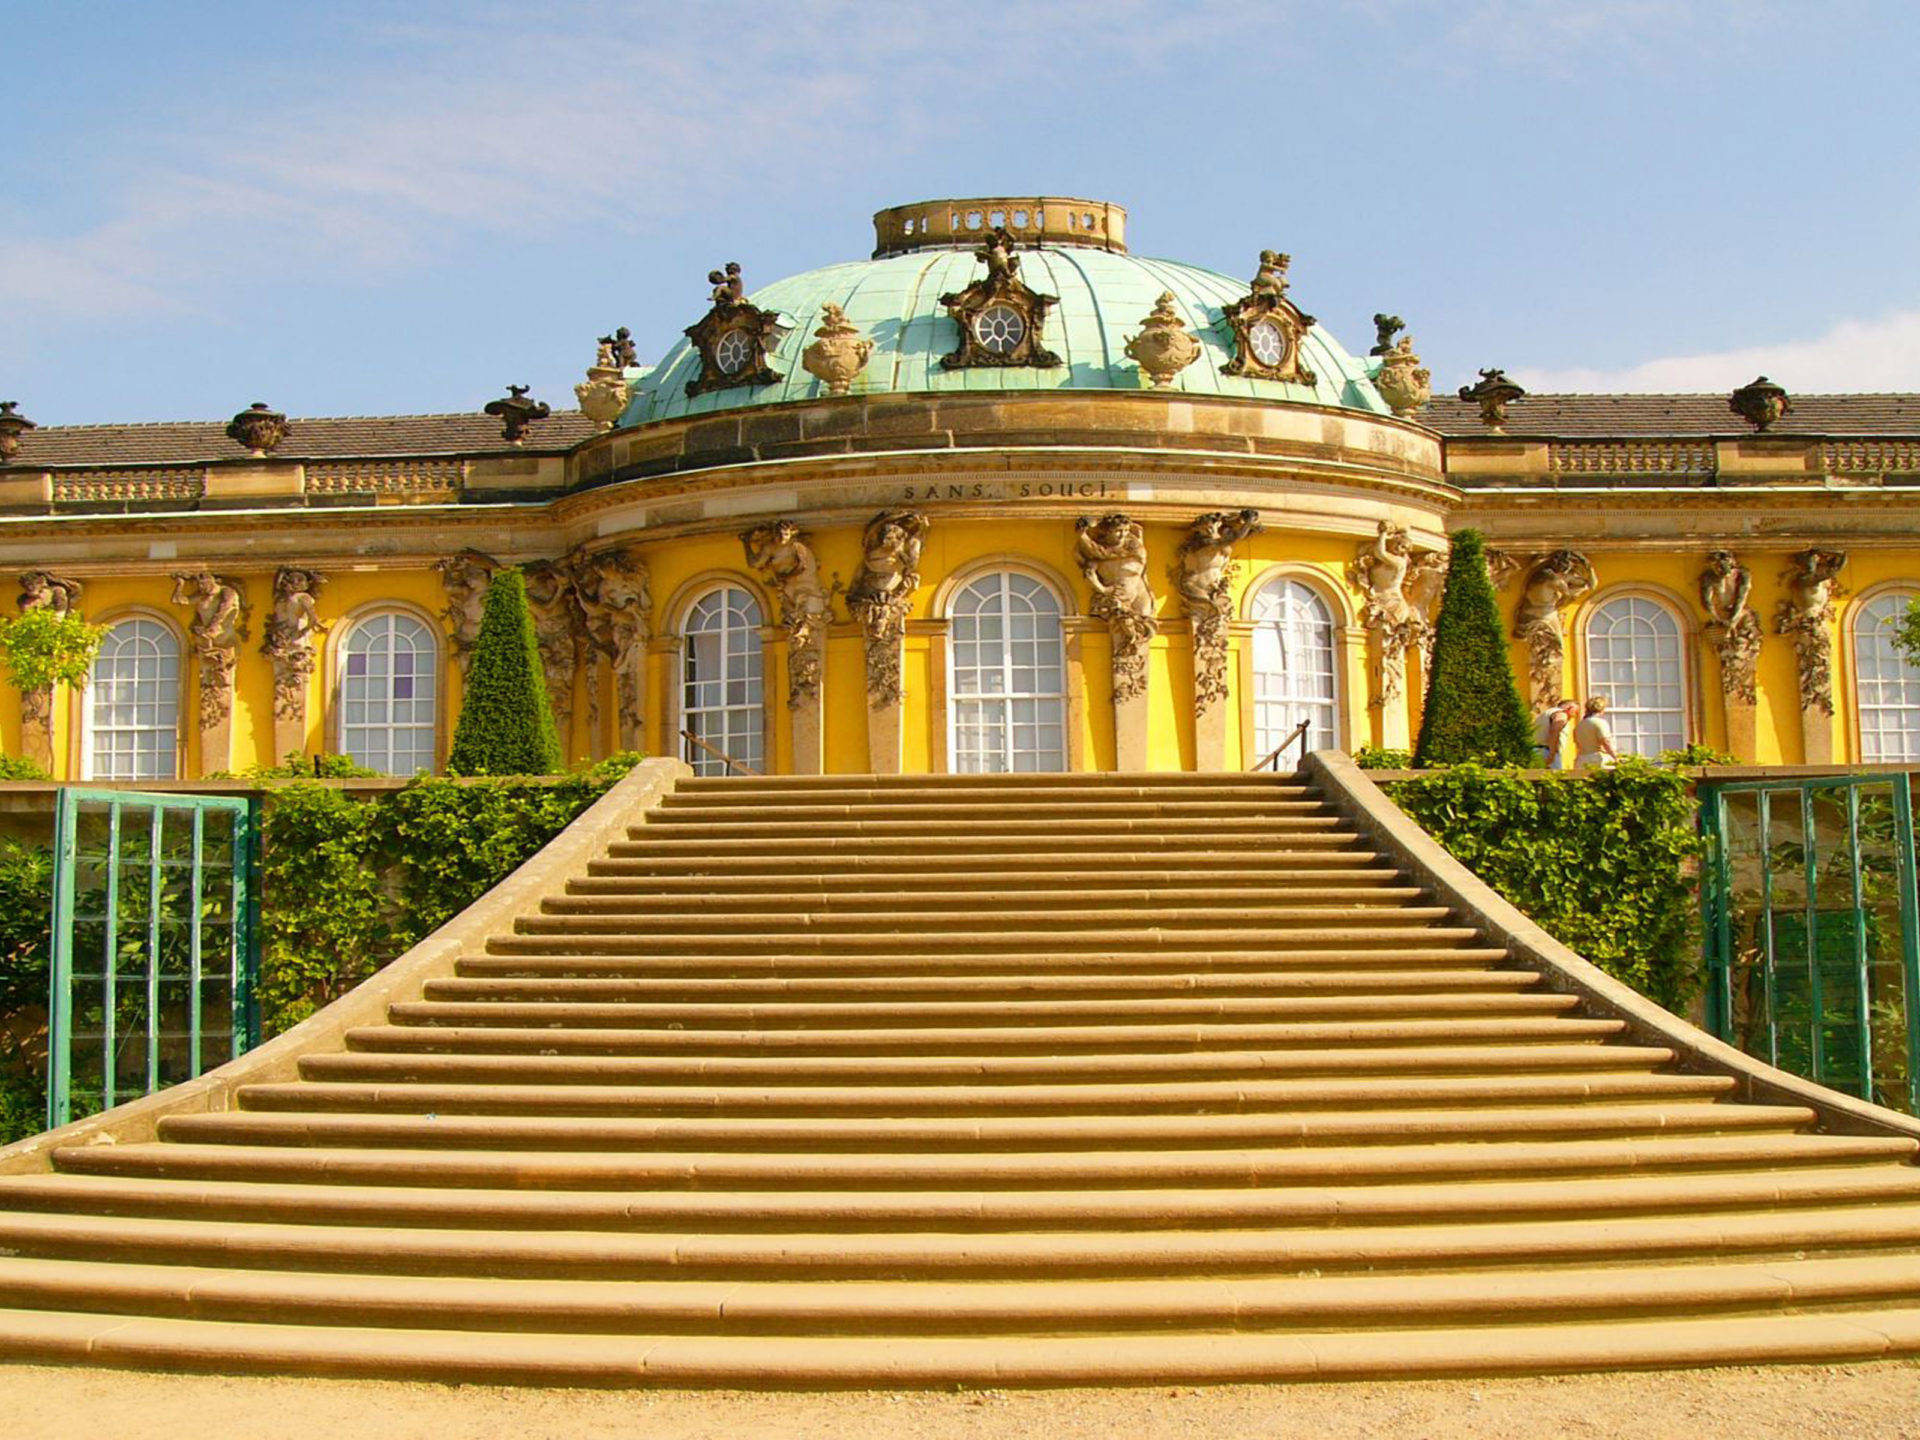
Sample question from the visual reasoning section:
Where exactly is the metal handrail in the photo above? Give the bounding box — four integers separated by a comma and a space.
1250, 719, 1313, 774
679, 729, 762, 777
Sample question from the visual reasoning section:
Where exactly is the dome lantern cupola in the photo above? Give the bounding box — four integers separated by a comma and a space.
872, 196, 1127, 257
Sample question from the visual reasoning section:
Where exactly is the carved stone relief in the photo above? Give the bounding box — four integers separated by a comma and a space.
16, 571, 83, 766
1220, 251, 1318, 385
845, 510, 928, 709
260, 567, 328, 723
1512, 550, 1595, 706
434, 550, 499, 675
1484, 546, 1525, 593
170, 570, 246, 732
572, 545, 652, 749
937, 228, 1061, 370
801, 304, 874, 396
1174, 510, 1260, 714
1403, 548, 1449, 665
1775, 548, 1847, 714
1348, 521, 1428, 706
743, 520, 831, 707
1076, 512, 1156, 704
1700, 549, 1763, 704
523, 559, 584, 742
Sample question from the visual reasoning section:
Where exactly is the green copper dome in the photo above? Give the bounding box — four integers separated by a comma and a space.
620, 201, 1390, 426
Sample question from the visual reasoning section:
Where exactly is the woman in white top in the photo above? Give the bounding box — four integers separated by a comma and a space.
1574, 695, 1619, 769
1531, 699, 1578, 770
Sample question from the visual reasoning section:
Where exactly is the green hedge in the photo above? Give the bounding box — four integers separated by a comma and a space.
448, 569, 563, 776
1412, 528, 1535, 768
1382, 758, 1705, 1010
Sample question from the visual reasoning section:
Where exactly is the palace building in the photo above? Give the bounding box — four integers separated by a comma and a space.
2, 195, 1917, 781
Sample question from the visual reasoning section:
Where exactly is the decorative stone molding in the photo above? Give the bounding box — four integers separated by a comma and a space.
1484, 546, 1525, 593
1512, 550, 1595, 706
483, 385, 551, 443
1075, 512, 1156, 704
573, 339, 632, 431
937, 228, 1061, 370
572, 544, 652, 751
18, 571, 83, 616
1459, 368, 1527, 432
1775, 548, 1847, 715
1372, 334, 1433, 419
1124, 292, 1201, 388
742, 520, 831, 707
1730, 375, 1791, 433
523, 558, 584, 744
801, 304, 874, 396
434, 550, 499, 676
52, 469, 206, 505
261, 567, 327, 724
845, 509, 928, 708
1220, 251, 1317, 385
0, 402, 36, 463
1174, 509, 1260, 714
226, 403, 290, 456
1700, 549, 1763, 704
170, 570, 246, 734
1348, 521, 1427, 705
685, 263, 785, 397
1549, 440, 1717, 476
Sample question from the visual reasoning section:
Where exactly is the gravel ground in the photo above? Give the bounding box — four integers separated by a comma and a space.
7, 1361, 1920, 1439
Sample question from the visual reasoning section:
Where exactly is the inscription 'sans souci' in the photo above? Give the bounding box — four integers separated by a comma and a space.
896, 480, 1115, 502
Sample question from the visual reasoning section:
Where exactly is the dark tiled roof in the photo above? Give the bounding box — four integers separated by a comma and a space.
1424, 393, 1920, 437
7, 411, 599, 468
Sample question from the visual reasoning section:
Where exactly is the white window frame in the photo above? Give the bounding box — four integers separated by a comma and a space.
680, 585, 766, 777
83, 616, 183, 781
1582, 593, 1689, 759
1248, 576, 1339, 759
337, 610, 440, 776
945, 570, 1068, 774
1855, 590, 1920, 763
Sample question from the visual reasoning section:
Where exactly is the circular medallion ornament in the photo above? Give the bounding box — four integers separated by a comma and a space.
1249, 319, 1287, 369
973, 304, 1027, 356
713, 327, 755, 376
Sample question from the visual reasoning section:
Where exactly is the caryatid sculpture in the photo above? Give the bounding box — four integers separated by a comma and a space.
523, 558, 585, 745
1348, 521, 1427, 705
573, 545, 652, 750
845, 510, 928, 708
1512, 550, 1596, 707
170, 570, 245, 732
1403, 547, 1449, 665
1700, 550, 1762, 704
1076, 512, 1157, 704
1174, 509, 1261, 713
434, 550, 498, 675
1776, 548, 1847, 714
743, 520, 831, 707
261, 567, 328, 724
15, 572, 84, 767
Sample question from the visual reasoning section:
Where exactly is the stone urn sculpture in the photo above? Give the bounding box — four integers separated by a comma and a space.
226, 402, 290, 456
574, 340, 633, 431
801, 304, 873, 396
1373, 336, 1433, 418
1124, 292, 1201, 388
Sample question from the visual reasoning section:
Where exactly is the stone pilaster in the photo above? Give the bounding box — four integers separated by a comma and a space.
788, 630, 825, 775
19, 687, 52, 772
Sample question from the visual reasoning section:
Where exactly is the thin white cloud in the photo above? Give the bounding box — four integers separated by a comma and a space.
1513, 308, 1920, 393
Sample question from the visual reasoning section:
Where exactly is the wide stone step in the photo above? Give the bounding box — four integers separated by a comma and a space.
326, 1036, 1649, 1078
569, 866, 1411, 894
602, 832, 1372, 857
8, 1305, 1920, 1385
544, 885, 1432, 914
440, 963, 1541, 998
61, 1125, 1887, 1191
586, 853, 1398, 879
12, 1201, 1920, 1279
675, 773, 1313, 795
663, 781, 1318, 806
650, 798, 1337, 823
10, 1253, 1920, 1339
487, 925, 1492, 956
253, 1068, 1716, 1119
15, 1166, 1919, 1232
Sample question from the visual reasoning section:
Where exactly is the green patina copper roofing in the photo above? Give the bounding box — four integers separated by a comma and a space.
619, 247, 1391, 427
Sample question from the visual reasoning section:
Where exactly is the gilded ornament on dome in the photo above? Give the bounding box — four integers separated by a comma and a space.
1221, 250, 1317, 385
1124, 293, 1201, 388
937, 227, 1061, 370
801, 304, 875, 397
685, 262, 785, 398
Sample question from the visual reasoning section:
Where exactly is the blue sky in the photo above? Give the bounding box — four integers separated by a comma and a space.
3, 0, 1918, 424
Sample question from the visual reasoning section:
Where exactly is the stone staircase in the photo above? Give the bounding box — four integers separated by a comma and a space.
5, 768, 1920, 1384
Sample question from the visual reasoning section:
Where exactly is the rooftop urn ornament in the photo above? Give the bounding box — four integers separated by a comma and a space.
1730, 375, 1791, 432
937, 226, 1061, 370
0, 402, 35, 463
484, 384, 551, 443
1124, 292, 1201, 388
574, 338, 633, 431
1220, 250, 1317, 385
684, 261, 785, 397
1459, 368, 1527, 432
1373, 332, 1433, 419
1370, 314, 1406, 356
600, 326, 639, 369
801, 303, 874, 396
225, 402, 290, 457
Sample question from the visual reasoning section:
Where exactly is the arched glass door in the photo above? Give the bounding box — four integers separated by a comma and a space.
682, 586, 765, 775
948, 572, 1067, 772
1250, 578, 1338, 757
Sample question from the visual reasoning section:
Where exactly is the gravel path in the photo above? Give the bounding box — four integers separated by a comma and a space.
6, 1360, 1920, 1439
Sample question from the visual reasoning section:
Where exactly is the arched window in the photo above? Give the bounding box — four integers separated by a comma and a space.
948, 571, 1067, 773
1583, 595, 1686, 758
85, 618, 182, 780
339, 612, 439, 775
1249, 578, 1338, 757
682, 586, 764, 776
1856, 592, 1920, 762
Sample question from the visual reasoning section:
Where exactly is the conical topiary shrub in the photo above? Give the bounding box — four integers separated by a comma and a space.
1412, 528, 1535, 767
447, 568, 563, 776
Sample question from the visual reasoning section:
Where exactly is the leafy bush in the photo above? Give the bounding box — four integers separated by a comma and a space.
0, 607, 107, 692
1384, 758, 1705, 1010
219, 752, 380, 781
0, 837, 52, 1143
1412, 529, 1534, 768
448, 569, 562, 776
0, 753, 49, 780
1354, 746, 1412, 770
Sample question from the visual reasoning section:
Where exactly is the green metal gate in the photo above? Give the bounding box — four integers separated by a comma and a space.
46, 790, 259, 1128
1701, 773, 1920, 1114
